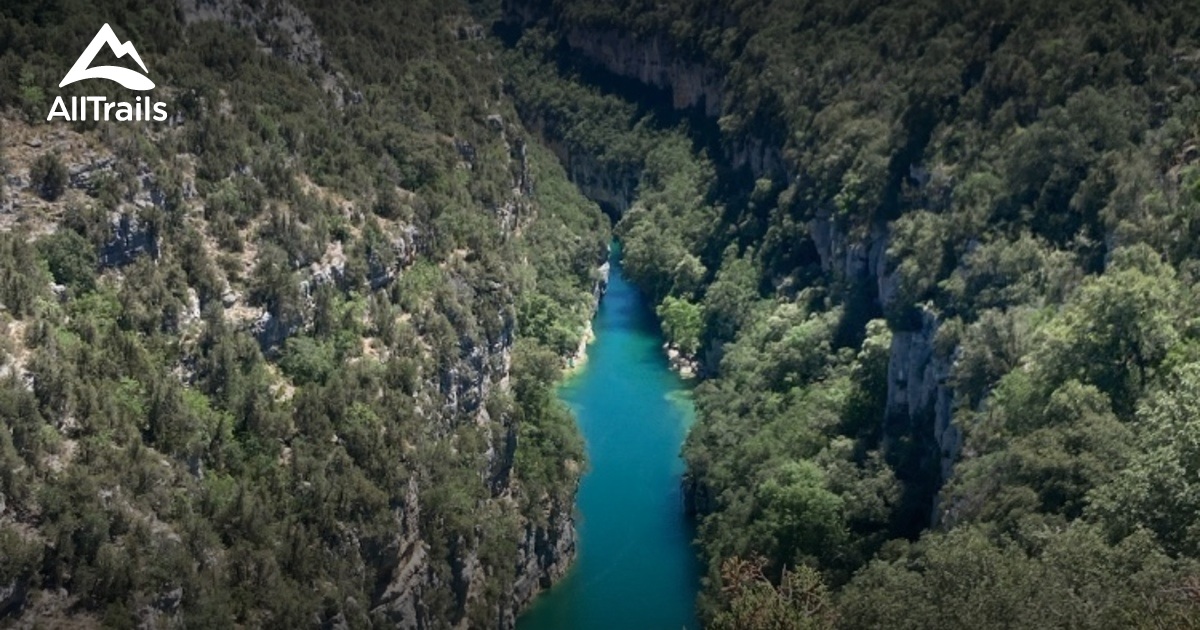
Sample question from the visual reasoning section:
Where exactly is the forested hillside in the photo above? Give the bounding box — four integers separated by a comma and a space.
502, 0, 1200, 627
9, 0, 1200, 627
0, 0, 609, 627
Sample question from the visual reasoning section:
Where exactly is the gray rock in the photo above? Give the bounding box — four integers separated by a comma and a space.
182, 288, 201, 326
523, 117, 637, 217
154, 587, 183, 614
562, 27, 725, 117
0, 578, 26, 617
99, 211, 159, 269
250, 310, 300, 352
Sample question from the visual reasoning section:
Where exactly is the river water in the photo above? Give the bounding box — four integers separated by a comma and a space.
516, 250, 701, 630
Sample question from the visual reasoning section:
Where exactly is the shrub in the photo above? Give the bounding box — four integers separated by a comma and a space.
30, 152, 68, 201
37, 229, 96, 292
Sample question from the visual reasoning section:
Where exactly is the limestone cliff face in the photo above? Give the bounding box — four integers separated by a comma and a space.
506, 497, 576, 623
370, 348, 578, 630
370, 257, 612, 630
100, 211, 159, 269
560, 27, 725, 118
536, 126, 637, 217
809, 212, 961, 497
805, 220, 964, 520
373, 483, 575, 630
884, 309, 959, 496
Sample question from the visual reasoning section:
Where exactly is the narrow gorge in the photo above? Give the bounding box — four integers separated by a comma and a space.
502, 1, 1200, 627
517, 248, 700, 629
5, 0, 1200, 628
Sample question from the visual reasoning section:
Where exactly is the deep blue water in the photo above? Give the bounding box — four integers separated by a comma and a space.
516, 252, 701, 630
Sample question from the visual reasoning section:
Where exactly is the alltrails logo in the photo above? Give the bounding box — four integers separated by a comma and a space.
46, 23, 168, 122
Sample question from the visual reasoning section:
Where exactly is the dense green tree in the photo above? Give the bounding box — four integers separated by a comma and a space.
658, 296, 703, 355
1089, 362, 1200, 557
1034, 244, 1186, 415
29, 152, 67, 201
838, 525, 1200, 630
0, 230, 48, 316
37, 229, 96, 293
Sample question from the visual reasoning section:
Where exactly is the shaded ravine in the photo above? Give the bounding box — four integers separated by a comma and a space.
517, 247, 701, 630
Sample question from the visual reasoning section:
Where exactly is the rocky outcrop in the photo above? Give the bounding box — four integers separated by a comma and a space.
177, 0, 362, 107
560, 28, 724, 118
501, 0, 726, 118
369, 301, 577, 629
595, 260, 611, 302
810, 210, 960, 515
0, 579, 27, 618
884, 308, 960, 488
441, 313, 515, 418
665, 344, 700, 379
99, 211, 159, 268
249, 310, 301, 351
370, 480, 433, 628
503, 4, 785, 179
808, 212, 891, 302
508, 499, 575, 620
552, 138, 637, 217
728, 134, 786, 181
372, 486, 576, 630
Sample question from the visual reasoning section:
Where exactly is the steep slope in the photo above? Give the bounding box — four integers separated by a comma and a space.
0, 0, 607, 627
502, 0, 1200, 627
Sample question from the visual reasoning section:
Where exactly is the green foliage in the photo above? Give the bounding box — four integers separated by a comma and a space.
515, 145, 609, 358
519, 292, 580, 357
36, 229, 96, 292
29, 152, 68, 201
1034, 245, 1186, 415
753, 460, 846, 567
838, 525, 1200, 630
0, 523, 43, 586
279, 336, 337, 385
0, 230, 49, 316
1089, 362, 1200, 557
505, 32, 655, 172
510, 340, 585, 506
618, 134, 719, 304
886, 211, 951, 321
702, 247, 761, 344
248, 244, 301, 322
0, 0, 610, 625
528, 0, 1200, 625
16, 66, 45, 121
657, 296, 702, 355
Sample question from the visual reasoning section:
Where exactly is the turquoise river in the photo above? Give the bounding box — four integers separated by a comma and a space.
516, 250, 701, 630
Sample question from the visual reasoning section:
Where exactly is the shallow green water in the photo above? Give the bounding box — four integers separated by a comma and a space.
516, 251, 701, 630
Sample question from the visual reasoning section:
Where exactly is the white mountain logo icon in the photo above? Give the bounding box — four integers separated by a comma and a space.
59, 23, 154, 91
